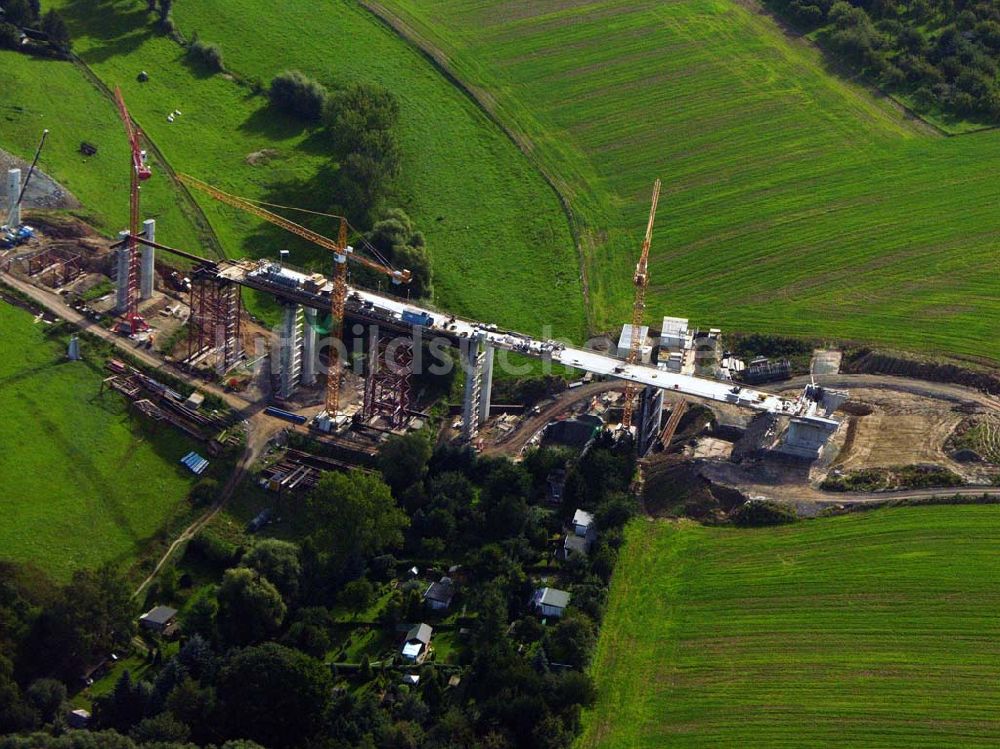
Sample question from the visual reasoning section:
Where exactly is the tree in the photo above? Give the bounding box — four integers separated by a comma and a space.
216, 568, 286, 646
378, 433, 432, 497
165, 676, 215, 742
324, 81, 400, 150
94, 669, 152, 732
269, 70, 328, 121
242, 539, 301, 601
2, 0, 34, 27
187, 38, 224, 72
157, 0, 172, 24
303, 471, 408, 563
0, 23, 22, 50
0, 656, 36, 733
41, 10, 70, 52
544, 612, 597, 669
130, 712, 190, 744
340, 578, 375, 615
25, 678, 66, 725
27, 564, 134, 682
218, 643, 331, 749
180, 588, 218, 643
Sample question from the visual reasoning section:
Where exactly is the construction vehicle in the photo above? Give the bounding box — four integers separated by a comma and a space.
1, 129, 48, 248
177, 173, 412, 421
621, 179, 661, 430
113, 87, 151, 335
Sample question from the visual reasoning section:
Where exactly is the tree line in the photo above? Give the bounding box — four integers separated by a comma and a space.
266, 71, 434, 298
0, 0, 71, 54
767, 0, 1000, 122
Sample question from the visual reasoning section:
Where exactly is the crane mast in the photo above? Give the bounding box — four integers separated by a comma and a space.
178, 174, 411, 417
5, 129, 48, 228
621, 178, 661, 430
113, 87, 151, 334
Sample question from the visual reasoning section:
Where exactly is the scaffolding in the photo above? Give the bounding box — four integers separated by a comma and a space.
24, 248, 83, 287
362, 329, 413, 428
187, 266, 242, 371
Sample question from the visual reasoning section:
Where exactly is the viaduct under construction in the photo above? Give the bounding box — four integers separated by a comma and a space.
90, 89, 847, 458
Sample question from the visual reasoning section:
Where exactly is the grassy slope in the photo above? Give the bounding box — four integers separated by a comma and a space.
376, 0, 1000, 362
47, 0, 585, 338
0, 303, 197, 580
580, 508, 1000, 747
0, 50, 206, 252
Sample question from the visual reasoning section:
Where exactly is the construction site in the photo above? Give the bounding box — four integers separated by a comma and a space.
2, 96, 999, 513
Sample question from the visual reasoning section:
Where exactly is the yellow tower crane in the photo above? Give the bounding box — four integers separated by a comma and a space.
621, 178, 661, 430
178, 174, 411, 418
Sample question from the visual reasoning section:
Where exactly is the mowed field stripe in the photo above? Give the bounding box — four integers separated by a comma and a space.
376, 0, 1000, 361
579, 507, 1000, 747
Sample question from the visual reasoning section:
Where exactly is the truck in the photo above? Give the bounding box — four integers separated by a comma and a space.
401, 309, 434, 328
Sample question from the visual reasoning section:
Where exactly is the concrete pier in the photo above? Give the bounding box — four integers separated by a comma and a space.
278, 303, 303, 400
461, 334, 485, 443
301, 307, 318, 386
477, 343, 495, 426
114, 230, 130, 314
140, 219, 155, 300
6, 169, 20, 226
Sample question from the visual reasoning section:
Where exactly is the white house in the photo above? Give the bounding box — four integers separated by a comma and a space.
616, 324, 652, 363
532, 587, 570, 618
401, 623, 433, 663
572, 509, 594, 537
660, 316, 690, 352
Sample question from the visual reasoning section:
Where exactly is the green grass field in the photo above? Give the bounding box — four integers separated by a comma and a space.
38, 0, 585, 338
579, 508, 1000, 747
375, 0, 1000, 362
0, 302, 198, 580
0, 50, 207, 252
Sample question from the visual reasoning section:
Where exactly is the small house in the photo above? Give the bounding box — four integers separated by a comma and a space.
532, 587, 570, 618
562, 533, 590, 558
67, 709, 91, 729
572, 509, 594, 538
401, 623, 433, 663
401, 673, 420, 687
617, 324, 652, 363
139, 605, 178, 635
660, 316, 690, 352
423, 577, 456, 612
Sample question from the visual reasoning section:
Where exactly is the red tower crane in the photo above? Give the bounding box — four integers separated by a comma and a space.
113, 86, 151, 334
621, 178, 661, 430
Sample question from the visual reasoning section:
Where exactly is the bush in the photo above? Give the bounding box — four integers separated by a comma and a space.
0, 23, 21, 51
731, 499, 797, 527
188, 528, 237, 567
190, 478, 220, 507
188, 38, 224, 72
269, 70, 328, 121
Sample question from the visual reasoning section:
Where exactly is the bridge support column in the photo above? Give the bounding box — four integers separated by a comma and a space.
6, 169, 20, 226
278, 303, 303, 400
461, 334, 486, 443
140, 219, 155, 300
477, 343, 495, 426
114, 230, 130, 314
301, 307, 318, 386
635, 385, 664, 457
